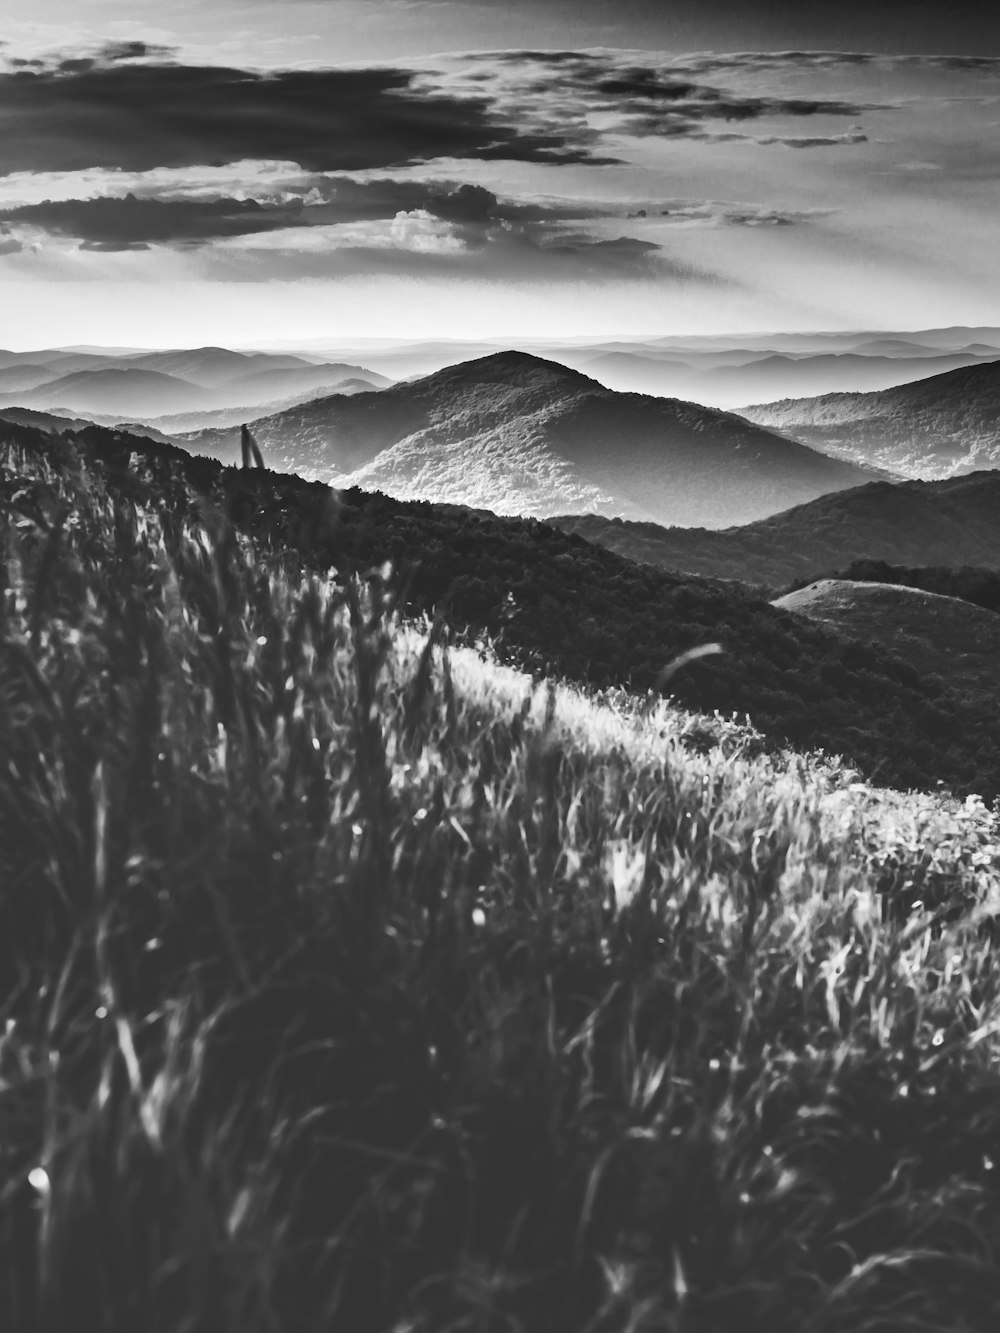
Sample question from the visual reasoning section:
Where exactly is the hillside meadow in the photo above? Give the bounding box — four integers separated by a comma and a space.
773, 580, 1000, 715
4, 431, 1000, 1329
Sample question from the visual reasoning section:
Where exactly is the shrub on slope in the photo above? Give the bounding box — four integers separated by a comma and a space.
4, 434, 1000, 1330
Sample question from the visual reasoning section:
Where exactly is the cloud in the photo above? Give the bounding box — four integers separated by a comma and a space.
0, 179, 612, 250
656, 201, 835, 227
0, 42, 615, 180
753, 129, 869, 148
210, 215, 681, 284
467, 50, 887, 148
0, 169, 675, 281
80, 237, 150, 252
0, 193, 304, 248
0, 222, 23, 254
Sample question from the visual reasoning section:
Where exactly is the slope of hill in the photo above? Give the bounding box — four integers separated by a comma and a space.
739, 361, 1000, 477
773, 580, 1000, 707
821, 560, 1000, 615
180, 351, 872, 528
0, 362, 66, 394
0, 404, 98, 434
4, 421, 1000, 1332
124, 380, 382, 435
2, 367, 216, 417
549, 471, 1000, 588
220, 362, 391, 401
118, 345, 319, 385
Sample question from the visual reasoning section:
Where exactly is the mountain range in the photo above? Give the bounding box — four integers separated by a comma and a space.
287, 326, 1000, 408
0, 345, 391, 421
739, 360, 1000, 478
558, 348, 999, 407
177, 351, 872, 528
549, 470, 1000, 588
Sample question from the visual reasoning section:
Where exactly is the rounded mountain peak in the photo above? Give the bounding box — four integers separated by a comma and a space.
419, 350, 603, 394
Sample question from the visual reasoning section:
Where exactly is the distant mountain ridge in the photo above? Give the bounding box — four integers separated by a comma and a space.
548, 471, 1000, 588
0, 345, 391, 422
179, 350, 872, 529
739, 360, 1000, 477
561, 348, 995, 407
2, 367, 218, 417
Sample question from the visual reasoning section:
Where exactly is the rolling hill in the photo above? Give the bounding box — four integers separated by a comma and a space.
739, 360, 1000, 477
548, 470, 1000, 588
178, 351, 872, 528
119, 345, 320, 386
218, 362, 391, 404
0, 353, 390, 423
1, 367, 217, 417
773, 579, 1000, 707
135, 380, 388, 435
0, 362, 67, 395
0, 404, 100, 435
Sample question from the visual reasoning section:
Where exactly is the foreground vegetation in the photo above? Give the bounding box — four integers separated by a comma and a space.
4, 432, 1000, 1329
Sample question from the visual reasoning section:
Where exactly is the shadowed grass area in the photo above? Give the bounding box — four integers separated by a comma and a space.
3, 436, 1000, 1331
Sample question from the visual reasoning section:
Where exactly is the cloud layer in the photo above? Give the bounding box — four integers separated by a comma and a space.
0, 42, 611, 179
2, 37, 996, 331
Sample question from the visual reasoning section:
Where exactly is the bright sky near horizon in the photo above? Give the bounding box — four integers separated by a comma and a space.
2, 0, 999, 348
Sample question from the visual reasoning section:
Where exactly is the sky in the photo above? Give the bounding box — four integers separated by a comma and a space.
2, 0, 999, 348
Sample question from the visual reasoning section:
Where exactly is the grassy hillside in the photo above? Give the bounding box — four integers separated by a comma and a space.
9, 419, 1000, 798
549, 471, 1000, 588
5, 428, 1000, 1331
808, 560, 1000, 617
773, 579, 1000, 708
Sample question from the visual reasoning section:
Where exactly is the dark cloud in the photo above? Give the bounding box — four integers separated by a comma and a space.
0, 194, 305, 249
0, 180, 609, 250
554, 60, 884, 135
295, 178, 602, 226
0, 43, 616, 179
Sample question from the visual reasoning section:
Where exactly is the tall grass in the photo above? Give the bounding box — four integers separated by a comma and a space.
3, 437, 1000, 1331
